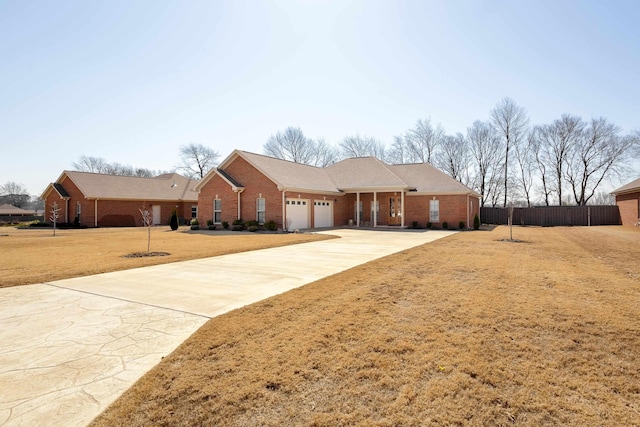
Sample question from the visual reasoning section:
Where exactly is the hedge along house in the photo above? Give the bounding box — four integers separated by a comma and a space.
195, 150, 481, 230
41, 171, 199, 227
612, 177, 640, 226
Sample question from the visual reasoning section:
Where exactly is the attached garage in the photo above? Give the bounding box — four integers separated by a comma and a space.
286, 199, 309, 230
313, 200, 333, 228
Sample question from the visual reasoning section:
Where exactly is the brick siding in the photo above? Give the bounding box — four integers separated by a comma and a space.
616, 192, 640, 226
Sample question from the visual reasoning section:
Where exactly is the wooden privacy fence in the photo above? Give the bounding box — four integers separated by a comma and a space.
480, 206, 621, 227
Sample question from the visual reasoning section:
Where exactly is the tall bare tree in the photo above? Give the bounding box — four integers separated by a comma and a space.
566, 118, 639, 205
513, 130, 536, 207
73, 155, 164, 177
310, 138, 338, 167
536, 114, 584, 205
0, 181, 30, 208
467, 121, 503, 206
530, 126, 553, 206
178, 143, 219, 179
491, 97, 529, 206
340, 135, 386, 160
405, 117, 443, 163
264, 127, 338, 167
437, 133, 471, 185
387, 135, 409, 164
72, 155, 110, 173
264, 127, 315, 164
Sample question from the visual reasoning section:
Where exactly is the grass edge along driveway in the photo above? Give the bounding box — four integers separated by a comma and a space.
91, 226, 640, 426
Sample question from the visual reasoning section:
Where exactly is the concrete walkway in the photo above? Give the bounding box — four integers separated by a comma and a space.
0, 229, 454, 426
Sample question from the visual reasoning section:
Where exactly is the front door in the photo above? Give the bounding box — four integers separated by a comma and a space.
389, 197, 401, 226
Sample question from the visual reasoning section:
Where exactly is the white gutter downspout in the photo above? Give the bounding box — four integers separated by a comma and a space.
282, 191, 286, 230
356, 192, 360, 227
95, 199, 98, 227
237, 189, 244, 220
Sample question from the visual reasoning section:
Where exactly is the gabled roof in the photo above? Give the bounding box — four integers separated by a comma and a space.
0, 204, 35, 215
611, 177, 640, 196
327, 157, 409, 190
45, 171, 199, 202
201, 150, 480, 197
194, 168, 245, 192
218, 150, 341, 193
389, 163, 480, 196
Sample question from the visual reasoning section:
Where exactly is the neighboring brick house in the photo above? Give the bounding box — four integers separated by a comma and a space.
195, 150, 481, 230
41, 171, 199, 227
612, 177, 640, 226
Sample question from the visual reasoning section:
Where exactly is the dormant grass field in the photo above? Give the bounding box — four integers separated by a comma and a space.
0, 226, 331, 288
89, 226, 640, 426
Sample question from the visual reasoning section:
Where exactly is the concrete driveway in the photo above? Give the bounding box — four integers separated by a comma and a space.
0, 229, 454, 426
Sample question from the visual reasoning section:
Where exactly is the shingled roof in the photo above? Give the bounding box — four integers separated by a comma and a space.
43, 171, 199, 201
202, 150, 480, 197
611, 177, 640, 195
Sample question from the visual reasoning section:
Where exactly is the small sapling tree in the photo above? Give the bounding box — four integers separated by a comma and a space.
139, 206, 153, 253
49, 202, 60, 236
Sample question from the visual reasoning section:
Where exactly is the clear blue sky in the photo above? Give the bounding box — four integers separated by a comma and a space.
1, 0, 639, 195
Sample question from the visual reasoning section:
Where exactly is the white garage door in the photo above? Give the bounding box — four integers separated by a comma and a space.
314, 200, 333, 228
286, 199, 309, 230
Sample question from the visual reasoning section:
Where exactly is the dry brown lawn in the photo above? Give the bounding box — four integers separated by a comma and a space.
0, 226, 331, 288
90, 226, 640, 426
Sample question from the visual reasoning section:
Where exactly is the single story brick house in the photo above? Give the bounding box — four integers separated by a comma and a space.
41, 171, 199, 227
612, 177, 640, 226
195, 150, 481, 230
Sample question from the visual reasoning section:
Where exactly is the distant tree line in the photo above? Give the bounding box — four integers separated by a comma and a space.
262, 98, 640, 207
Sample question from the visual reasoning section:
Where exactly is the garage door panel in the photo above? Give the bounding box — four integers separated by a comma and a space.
286, 199, 309, 230
314, 201, 333, 228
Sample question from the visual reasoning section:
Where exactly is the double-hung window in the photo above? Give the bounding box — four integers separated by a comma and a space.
214, 199, 222, 224
429, 199, 440, 223
256, 198, 266, 224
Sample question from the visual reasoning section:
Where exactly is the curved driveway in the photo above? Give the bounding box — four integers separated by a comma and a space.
0, 229, 454, 426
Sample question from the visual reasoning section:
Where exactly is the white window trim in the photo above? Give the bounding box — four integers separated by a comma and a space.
214, 199, 222, 224
256, 197, 266, 224
430, 199, 440, 223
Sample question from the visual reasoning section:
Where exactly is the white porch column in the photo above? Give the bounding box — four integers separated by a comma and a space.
373, 191, 377, 227
356, 192, 360, 227
401, 190, 405, 228
94, 199, 98, 227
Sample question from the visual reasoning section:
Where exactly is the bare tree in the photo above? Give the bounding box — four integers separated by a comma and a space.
49, 202, 60, 236
436, 133, 471, 185
310, 138, 338, 167
467, 121, 503, 206
513, 130, 536, 207
264, 127, 315, 164
536, 114, 584, 205
387, 135, 409, 164
73, 155, 165, 177
0, 181, 30, 208
405, 118, 444, 163
72, 155, 110, 173
530, 126, 553, 206
566, 118, 639, 205
491, 97, 529, 206
339, 135, 386, 160
177, 143, 219, 179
